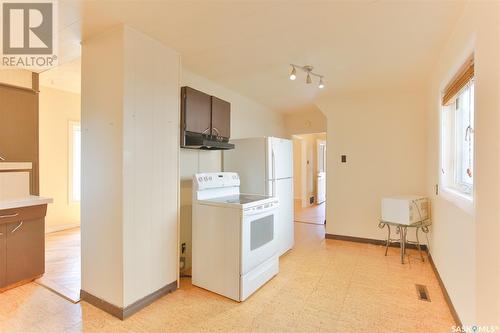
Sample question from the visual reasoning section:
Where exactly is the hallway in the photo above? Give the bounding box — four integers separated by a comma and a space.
294, 200, 326, 225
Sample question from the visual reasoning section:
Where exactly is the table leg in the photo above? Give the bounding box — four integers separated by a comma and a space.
384, 224, 391, 256
404, 227, 408, 256
416, 227, 424, 262
399, 226, 404, 264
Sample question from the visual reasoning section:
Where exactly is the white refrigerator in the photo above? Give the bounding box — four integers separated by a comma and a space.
223, 137, 294, 256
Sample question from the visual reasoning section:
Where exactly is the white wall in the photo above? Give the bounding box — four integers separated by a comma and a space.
284, 106, 326, 136
317, 89, 427, 242
292, 138, 303, 201
81, 25, 124, 308
39, 86, 81, 233
81, 25, 180, 308
426, 1, 500, 325
179, 69, 287, 272
122, 26, 180, 307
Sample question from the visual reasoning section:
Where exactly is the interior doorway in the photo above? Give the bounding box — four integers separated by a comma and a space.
35, 58, 82, 303
292, 133, 326, 225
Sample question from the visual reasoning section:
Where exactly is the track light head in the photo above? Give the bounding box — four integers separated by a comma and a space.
289, 66, 296, 80
306, 73, 312, 84
318, 77, 325, 89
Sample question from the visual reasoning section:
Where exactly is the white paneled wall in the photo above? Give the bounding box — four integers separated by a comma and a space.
122, 26, 180, 306
81, 26, 126, 307
82, 25, 180, 308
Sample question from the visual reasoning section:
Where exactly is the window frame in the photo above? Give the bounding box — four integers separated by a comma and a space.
68, 120, 81, 204
440, 75, 475, 215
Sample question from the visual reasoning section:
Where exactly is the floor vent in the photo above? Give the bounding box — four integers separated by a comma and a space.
415, 284, 431, 302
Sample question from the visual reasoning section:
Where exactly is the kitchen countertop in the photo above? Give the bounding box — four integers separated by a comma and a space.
0, 196, 53, 210
0, 162, 33, 171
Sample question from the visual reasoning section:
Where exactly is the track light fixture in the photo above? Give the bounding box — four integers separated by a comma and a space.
289, 66, 297, 80
289, 64, 325, 89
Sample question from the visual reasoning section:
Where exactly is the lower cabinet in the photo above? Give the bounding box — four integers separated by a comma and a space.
0, 224, 6, 287
0, 205, 46, 290
5, 218, 44, 285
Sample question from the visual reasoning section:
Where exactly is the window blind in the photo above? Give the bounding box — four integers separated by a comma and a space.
442, 56, 474, 106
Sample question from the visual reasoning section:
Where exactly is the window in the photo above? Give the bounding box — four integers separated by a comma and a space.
69, 121, 81, 203
441, 57, 474, 205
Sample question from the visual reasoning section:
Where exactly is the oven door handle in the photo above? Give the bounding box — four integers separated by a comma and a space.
244, 204, 279, 217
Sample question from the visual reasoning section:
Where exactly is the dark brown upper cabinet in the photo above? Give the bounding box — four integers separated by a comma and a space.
181, 87, 212, 135
180, 86, 234, 150
211, 96, 230, 139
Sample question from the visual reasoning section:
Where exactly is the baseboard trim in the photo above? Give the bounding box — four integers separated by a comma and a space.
325, 233, 428, 251
427, 253, 462, 327
45, 223, 80, 234
81, 280, 177, 320
325, 233, 461, 326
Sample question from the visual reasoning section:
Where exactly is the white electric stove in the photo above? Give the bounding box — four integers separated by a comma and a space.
192, 172, 279, 301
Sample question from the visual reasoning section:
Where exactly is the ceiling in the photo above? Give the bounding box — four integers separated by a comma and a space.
51, 0, 465, 113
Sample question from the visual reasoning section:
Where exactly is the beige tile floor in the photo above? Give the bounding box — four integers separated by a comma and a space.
0, 222, 455, 332
294, 200, 326, 225
36, 228, 81, 303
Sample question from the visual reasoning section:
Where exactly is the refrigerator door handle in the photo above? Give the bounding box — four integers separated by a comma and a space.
271, 149, 276, 196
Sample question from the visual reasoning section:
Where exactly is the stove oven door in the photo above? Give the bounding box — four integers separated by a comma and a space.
241, 205, 278, 275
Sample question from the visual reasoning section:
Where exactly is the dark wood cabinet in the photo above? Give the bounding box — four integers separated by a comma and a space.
181, 87, 212, 135
6, 218, 44, 285
180, 86, 233, 149
0, 204, 46, 290
0, 85, 39, 194
0, 224, 5, 288
211, 96, 230, 139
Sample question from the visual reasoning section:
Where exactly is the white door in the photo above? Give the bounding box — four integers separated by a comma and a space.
267, 137, 293, 180
268, 177, 294, 256
316, 140, 326, 204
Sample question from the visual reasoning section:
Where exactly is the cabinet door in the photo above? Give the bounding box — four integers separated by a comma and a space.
211, 96, 230, 139
0, 85, 39, 194
181, 87, 212, 134
6, 218, 44, 285
0, 224, 6, 288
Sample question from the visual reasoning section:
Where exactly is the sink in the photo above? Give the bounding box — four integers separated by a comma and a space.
0, 162, 32, 171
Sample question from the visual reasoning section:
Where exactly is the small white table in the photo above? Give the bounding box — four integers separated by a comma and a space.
378, 219, 431, 264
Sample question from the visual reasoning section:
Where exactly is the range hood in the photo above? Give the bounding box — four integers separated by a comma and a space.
184, 132, 235, 150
